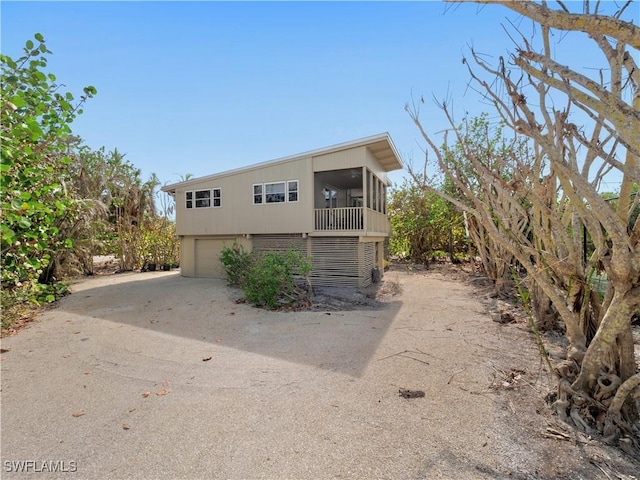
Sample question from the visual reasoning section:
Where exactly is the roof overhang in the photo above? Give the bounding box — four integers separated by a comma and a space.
161, 132, 404, 194
365, 137, 404, 172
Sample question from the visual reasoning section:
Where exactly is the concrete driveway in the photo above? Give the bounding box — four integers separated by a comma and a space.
1, 269, 600, 479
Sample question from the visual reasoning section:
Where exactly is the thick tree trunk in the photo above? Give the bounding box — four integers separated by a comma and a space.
604, 373, 640, 450
573, 290, 637, 392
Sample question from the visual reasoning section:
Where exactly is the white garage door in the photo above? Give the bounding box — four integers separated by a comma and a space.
194, 239, 229, 278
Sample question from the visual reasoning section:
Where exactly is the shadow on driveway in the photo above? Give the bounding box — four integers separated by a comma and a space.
55, 271, 402, 378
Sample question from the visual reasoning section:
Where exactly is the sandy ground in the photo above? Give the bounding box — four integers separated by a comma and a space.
1, 265, 639, 479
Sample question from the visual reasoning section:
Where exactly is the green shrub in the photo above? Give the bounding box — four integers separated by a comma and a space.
220, 242, 253, 287
1, 280, 70, 330
220, 245, 312, 309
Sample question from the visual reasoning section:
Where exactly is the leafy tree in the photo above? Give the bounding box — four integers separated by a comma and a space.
63, 144, 171, 273
136, 215, 179, 269
388, 175, 467, 264
1, 34, 96, 298
407, 115, 526, 297
1, 34, 179, 332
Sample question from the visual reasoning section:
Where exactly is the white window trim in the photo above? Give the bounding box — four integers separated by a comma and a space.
212, 187, 222, 208
264, 181, 286, 204
287, 180, 299, 203
186, 188, 222, 209
194, 189, 212, 208
253, 183, 264, 205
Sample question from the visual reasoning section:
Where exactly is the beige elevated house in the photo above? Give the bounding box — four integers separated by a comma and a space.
162, 133, 403, 287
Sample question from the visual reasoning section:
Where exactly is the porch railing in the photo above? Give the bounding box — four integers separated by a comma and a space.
314, 207, 363, 231
367, 208, 390, 233
313, 207, 391, 233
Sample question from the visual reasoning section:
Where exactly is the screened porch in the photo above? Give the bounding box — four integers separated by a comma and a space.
312, 167, 390, 235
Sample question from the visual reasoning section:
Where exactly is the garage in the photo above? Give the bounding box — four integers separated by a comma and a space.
194, 238, 233, 278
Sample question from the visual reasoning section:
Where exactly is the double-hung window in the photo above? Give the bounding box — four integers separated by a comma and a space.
212, 188, 221, 207
287, 180, 298, 202
253, 184, 263, 204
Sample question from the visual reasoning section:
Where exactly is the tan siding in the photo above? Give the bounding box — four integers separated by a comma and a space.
175, 158, 313, 236
180, 237, 196, 277
252, 234, 308, 256
312, 147, 366, 172
167, 134, 402, 241
359, 242, 376, 287
182, 234, 377, 286
250, 236, 380, 287
365, 148, 391, 185
181, 236, 251, 279
309, 237, 360, 287
194, 239, 227, 278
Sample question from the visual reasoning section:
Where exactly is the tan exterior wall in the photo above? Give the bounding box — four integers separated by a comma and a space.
312, 146, 367, 172
359, 242, 376, 287
179, 235, 251, 278
180, 234, 381, 287
173, 145, 393, 239
252, 234, 308, 256
175, 157, 314, 237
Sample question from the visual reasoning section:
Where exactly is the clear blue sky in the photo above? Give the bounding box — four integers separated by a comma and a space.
1, 1, 631, 190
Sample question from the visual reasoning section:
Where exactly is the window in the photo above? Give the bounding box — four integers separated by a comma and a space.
186, 189, 220, 209
265, 182, 286, 203
253, 184, 263, 204
287, 180, 298, 202
253, 180, 299, 204
195, 189, 211, 208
